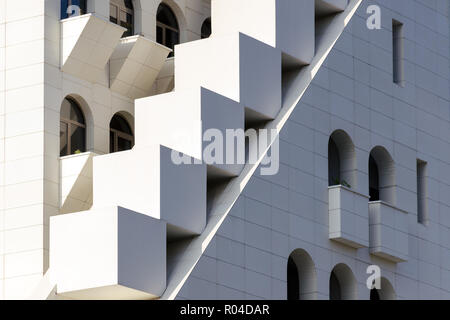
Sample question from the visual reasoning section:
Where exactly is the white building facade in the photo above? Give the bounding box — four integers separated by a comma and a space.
0, 0, 449, 300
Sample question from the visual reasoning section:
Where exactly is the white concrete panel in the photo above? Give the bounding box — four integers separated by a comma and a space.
50, 206, 166, 299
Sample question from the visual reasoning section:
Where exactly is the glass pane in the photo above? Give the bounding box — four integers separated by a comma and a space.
157, 26, 163, 44
157, 4, 179, 30
110, 131, 115, 153
70, 123, 86, 154
124, 0, 133, 10
201, 19, 211, 39
165, 29, 179, 51
117, 136, 132, 152
60, 98, 71, 120
69, 100, 85, 124
110, 4, 118, 24
110, 114, 132, 134
62, 0, 86, 18
120, 11, 133, 37
60, 121, 68, 156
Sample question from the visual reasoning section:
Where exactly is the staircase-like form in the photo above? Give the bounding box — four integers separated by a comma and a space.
31, 0, 361, 300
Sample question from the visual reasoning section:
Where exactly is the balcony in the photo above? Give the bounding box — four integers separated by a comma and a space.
60, 152, 96, 214
50, 206, 166, 299
175, 33, 281, 122
110, 35, 172, 99
369, 201, 408, 262
60, 14, 125, 83
328, 185, 369, 248
93, 144, 207, 239
135, 87, 245, 178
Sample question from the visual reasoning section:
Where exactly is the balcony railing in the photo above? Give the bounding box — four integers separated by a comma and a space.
369, 201, 408, 262
329, 185, 370, 248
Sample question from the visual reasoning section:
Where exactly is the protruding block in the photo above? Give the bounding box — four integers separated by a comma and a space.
329, 185, 369, 248
212, 0, 314, 66
110, 35, 171, 99
50, 206, 166, 300
135, 87, 245, 178
61, 14, 125, 83
369, 201, 408, 262
175, 33, 281, 121
93, 144, 207, 237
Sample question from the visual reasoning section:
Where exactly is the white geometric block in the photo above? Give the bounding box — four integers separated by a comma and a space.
50, 206, 166, 300
328, 185, 369, 248
212, 0, 314, 66
110, 35, 171, 99
369, 201, 409, 262
175, 33, 281, 121
135, 87, 245, 177
61, 14, 125, 83
93, 144, 207, 237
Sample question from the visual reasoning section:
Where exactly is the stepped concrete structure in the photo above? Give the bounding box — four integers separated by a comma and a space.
0, 0, 450, 300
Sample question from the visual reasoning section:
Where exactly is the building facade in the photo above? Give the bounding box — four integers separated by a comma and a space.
0, 0, 450, 300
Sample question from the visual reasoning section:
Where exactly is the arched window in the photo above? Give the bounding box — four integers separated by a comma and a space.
110, 114, 134, 153
61, 0, 87, 19
60, 97, 86, 157
329, 264, 357, 300
201, 18, 211, 39
110, 0, 134, 37
157, 3, 179, 56
328, 130, 356, 188
369, 146, 395, 203
287, 249, 317, 300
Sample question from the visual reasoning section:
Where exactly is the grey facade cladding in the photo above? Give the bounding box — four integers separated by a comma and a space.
177, 0, 450, 300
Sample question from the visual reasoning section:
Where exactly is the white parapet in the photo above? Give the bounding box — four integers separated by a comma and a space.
212, 0, 314, 66
60, 152, 97, 214
110, 35, 172, 99
135, 87, 245, 178
60, 14, 125, 83
175, 33, 281, 121
316, 0, 348, 17
93, 144, 207, 238
50, 206, 166, 300
369, 201, 409, 262
328, 185, 369, 248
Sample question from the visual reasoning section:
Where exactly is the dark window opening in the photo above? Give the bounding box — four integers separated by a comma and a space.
369, 154, 380, 201
157, 3, 179, 57
201, 18, 212, 39
393, 20, 404, 86
370, 288, 380, 300
329, 271, 341, 300
417, 159, 428, 224
328, 137, 341, 186
287, 256, 299, 300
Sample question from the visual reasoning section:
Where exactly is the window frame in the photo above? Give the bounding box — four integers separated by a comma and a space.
60, 97, 87, 157
109, 114, 134, 153
110, 0, 134, 37
156, 3, 180, 56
